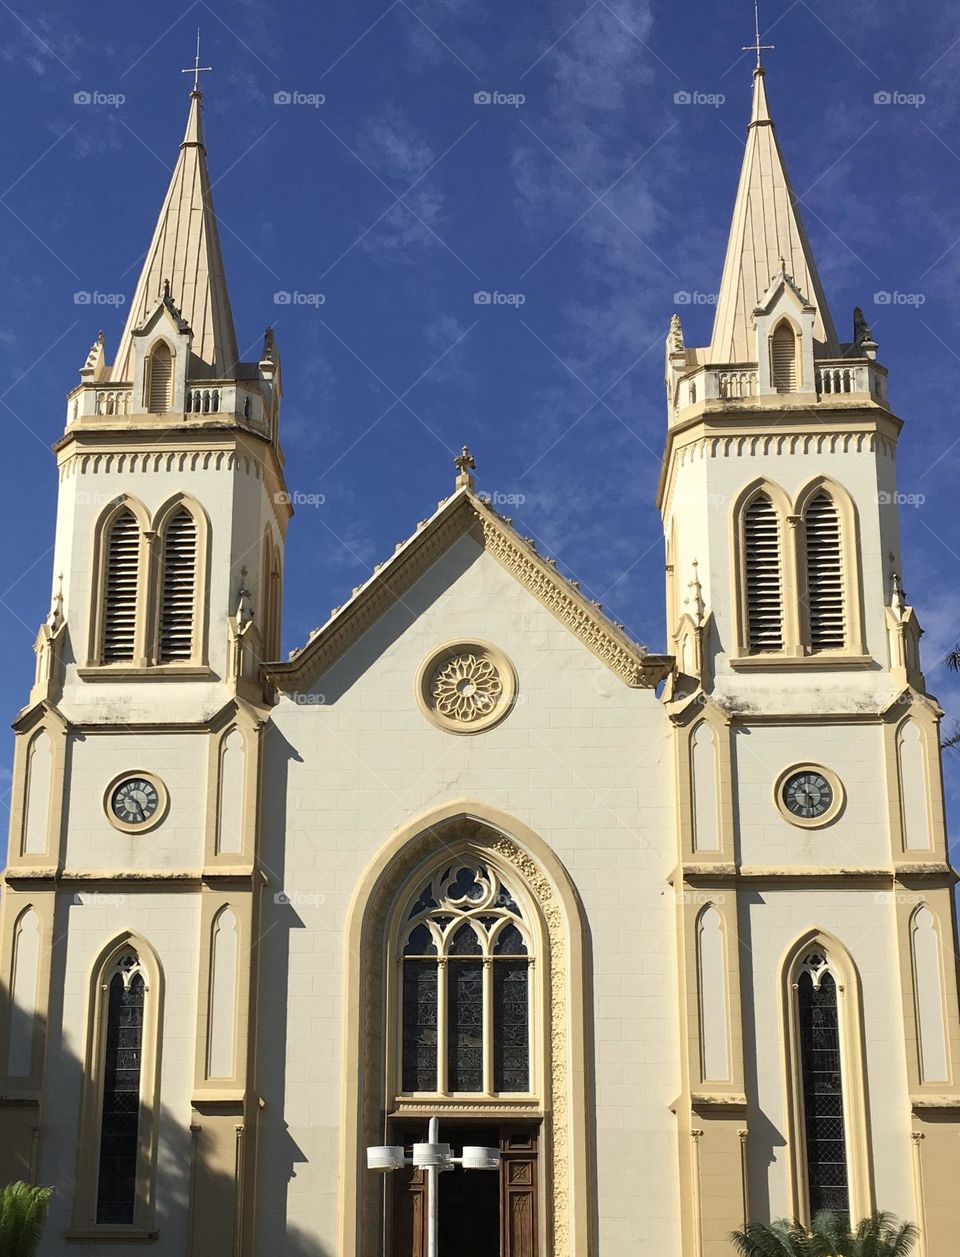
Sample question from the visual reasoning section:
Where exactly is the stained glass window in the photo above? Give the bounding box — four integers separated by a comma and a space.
448, 962, 484, 1090
399, 862, 533, 1096
96, 952, 145, 1225
402, 961, 438, 1092
494, 962, 529, 1090
797, 954, 849, 1219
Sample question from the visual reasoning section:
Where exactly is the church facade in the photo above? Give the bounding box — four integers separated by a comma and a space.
1, 64, 959, 1257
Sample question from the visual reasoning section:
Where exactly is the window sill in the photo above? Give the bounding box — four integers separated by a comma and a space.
77, 665, 215, 682
391, 1096, 543, 1118
728, 652, 873, 671
66, 1228, 158, 1243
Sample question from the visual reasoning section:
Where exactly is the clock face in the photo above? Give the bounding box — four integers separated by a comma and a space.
782, 770, 834, 820
111, 777, 161, 826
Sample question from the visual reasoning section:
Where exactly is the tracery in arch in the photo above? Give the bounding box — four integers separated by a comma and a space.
400, 862, 532, 1096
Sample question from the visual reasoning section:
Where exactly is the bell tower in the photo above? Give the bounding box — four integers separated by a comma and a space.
47, 84, 290, 716
1, 80, 290, 1253
659, 62, 960, 1251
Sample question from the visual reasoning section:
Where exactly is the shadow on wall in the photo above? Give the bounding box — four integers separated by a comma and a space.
0, 913, 333, 1257
737, 890, 788, 1222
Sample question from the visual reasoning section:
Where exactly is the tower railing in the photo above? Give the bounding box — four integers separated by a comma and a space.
670, 357, 887, 415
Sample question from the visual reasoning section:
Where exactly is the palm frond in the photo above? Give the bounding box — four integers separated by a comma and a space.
945, 646, 960, 673
729, 1219, 809, 1257
0, 1182, 53, 1257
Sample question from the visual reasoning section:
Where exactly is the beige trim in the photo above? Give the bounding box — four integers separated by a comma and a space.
71, 931, 164, 1235
893, 889, 960, 1100
338, 800, 591, 1257
6, 706, 66, 874
204, 709, 261, 868
773, 762, 845, 829
0, 889, 55, 1096
884, 707, 947, 864
672, 700, 736, 866
779, 929, 873, 1225
193, 893, 251, 1096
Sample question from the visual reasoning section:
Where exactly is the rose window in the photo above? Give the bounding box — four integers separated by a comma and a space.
432, 652, 503, 723
417, 641, 517, 733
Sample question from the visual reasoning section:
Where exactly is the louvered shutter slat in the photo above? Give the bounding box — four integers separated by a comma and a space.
148, 345, 172, 413
745, 495, 784, 652
806, 493, 845, 651
772, 324, 797, 392
159, 511, 197, 661
102, 511, 139, 662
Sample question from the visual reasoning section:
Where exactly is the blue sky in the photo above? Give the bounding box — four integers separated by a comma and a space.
1, 0, 960, 834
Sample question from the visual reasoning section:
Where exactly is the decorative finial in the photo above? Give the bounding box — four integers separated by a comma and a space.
669, 313, 685, 354
454, 445, 476, 491
891, 572, 907, 618
235, 567, 254, 623
742, 0, 774, 70
686, 558, 706, 626
47, 574, 64, 631
181, 28, 212, 93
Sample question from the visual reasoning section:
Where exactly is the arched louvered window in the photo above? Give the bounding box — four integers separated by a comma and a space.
805, 492, 845, 651
401, 864, 532, 1095
96, 950, 145, 1224
743, 493, 783, 652
771, 321, 798, 392
102, 510, 140, 663
146, 343, 172, 413
796, 951, 849, 1220
158, 509, 197, 662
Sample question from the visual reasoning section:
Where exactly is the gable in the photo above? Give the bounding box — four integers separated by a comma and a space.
265, 489, 671, 693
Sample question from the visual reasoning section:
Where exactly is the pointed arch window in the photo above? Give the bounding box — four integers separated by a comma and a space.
401, 864, 532, 1096
771, 321, 798, 392
796, 950, 849, 1219
158, 508, 197, 662
96, 950, 146, 1225
804, 491, 845, 651
146, 343, 172, 413
101, 509, 141, 663
743, 493, 784, 652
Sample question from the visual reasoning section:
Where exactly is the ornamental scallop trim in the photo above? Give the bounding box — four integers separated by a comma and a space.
417, 640, 517, 734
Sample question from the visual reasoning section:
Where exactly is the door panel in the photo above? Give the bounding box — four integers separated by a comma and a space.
392, 1124, 539, 1257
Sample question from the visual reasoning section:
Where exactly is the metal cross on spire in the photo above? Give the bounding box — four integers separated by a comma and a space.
181, 28, 212, 92
742, 0, 774, 68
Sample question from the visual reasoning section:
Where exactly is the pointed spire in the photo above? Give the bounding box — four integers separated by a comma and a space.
709, 69, 838, 363
111, 85, 238, 381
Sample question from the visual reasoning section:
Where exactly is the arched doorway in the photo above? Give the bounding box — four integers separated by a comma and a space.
339, 803, 592, 1257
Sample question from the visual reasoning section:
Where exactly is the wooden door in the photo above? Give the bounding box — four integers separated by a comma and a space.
392, 1124, 538, 1257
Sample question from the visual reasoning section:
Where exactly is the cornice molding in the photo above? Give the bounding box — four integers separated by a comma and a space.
657, 408, 902, 512
55, 428, 291, 531
266, 489, 672, 692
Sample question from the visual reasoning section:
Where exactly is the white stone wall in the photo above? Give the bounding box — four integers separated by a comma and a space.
62, 731, 207, 870
733, 722, 891, 868
257, 535, 681, 1253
